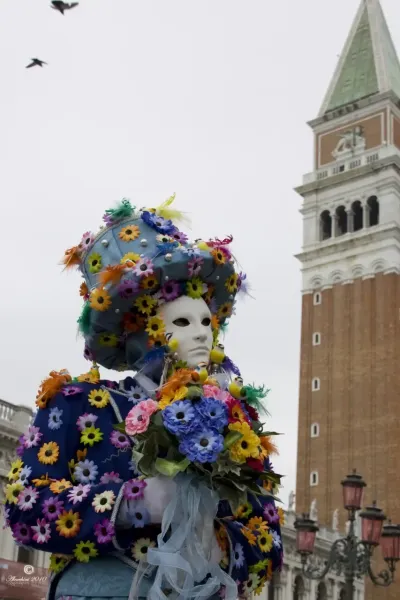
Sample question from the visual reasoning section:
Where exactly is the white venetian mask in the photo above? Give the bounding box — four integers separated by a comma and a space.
159, 295, 213, 367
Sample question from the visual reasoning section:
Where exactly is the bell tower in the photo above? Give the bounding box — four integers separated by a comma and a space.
295, 1, 400, 598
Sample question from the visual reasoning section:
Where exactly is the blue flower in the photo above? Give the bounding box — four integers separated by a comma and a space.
74, 459, 98, 484
179, 427, 224, 463
195, 397, 228, 432
48, 407, 63, 430
233, 542, 245, 568
272, 530, 282, 548
141, 211, 175, 234
162, 400, 197, 435
156, 241, 179, 255
131, 504, 150, 528
181, 246, 200, 257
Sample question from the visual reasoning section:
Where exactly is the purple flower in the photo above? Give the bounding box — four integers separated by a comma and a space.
48, 407, 63, 430
23, 426, 42, 448
76, 413, 98, 432
188, 257, 204, 277
118, 278, 139, 299
131, 504, 150, 528
42, 496, 64, 521
195, 397, 228, 432
141, 211, 175, 234
74, 459, 98, 484
233, 543, 245, 568
160, 280, 180, 302
16, 436, 25, 457
79, 231, 95, 250
263, 503, 279, 524
110, 430, 130, 449
62, 385, 82, 397
162, 400, 197, 436
102, 213, 114, 226
133, 257, 154, 278
67, 483, 91, 504
123, 479, 147, 500
170, 229, 188, 244
94, 518, 115, 544
17, 486, 39, 511
12, 522, 31, 544
100, 472, 122, 484
179, 427, 224, 463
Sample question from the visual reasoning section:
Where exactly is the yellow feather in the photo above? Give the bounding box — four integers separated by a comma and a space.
155, 193, 190, 226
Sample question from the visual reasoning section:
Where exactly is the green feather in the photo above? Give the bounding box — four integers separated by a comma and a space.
104, 198, 135, 221
77, 302, 92, 335
243, 384, 270, 415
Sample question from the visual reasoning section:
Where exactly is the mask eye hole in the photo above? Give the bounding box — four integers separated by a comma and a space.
172, 318, 190, 327
202, 317, 211, 327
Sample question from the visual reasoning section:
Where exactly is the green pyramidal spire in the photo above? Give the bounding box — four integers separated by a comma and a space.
319, 0, 400, 115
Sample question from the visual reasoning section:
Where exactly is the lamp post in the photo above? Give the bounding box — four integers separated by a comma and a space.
294, 470, 400, 600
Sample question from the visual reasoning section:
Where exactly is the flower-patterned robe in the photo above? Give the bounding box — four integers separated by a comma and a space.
4, 376, 283, 598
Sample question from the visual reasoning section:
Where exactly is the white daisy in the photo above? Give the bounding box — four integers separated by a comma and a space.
92, 490, 115, 513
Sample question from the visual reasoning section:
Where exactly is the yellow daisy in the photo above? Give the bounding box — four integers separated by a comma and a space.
74, 541, 98, 563
119, 225, 140, 242
131, 538, 156, 561
77, 366, 100, 384
121, 252, 140, 265
211, 248, 226, 265
7, 459, 23, 481
228, 421, 260, 464
89, 288, 112, 312
234, 501, 253, 519
50, 479, 72, 494
257, 531, 273, 553
225, 273, 238, 293
49, 554, 70, 574
98, 332, 118, 347
5, 482, 24, 505
88, 252, 102, 274
186, 278, 203, 299
141, 274, 158, 290
88, 389, 110, 409
241, 527, 257, 546
277, 507, 285, 526
38, 441, 60, 465
92, 490, 115, 513
248, 516, 268, 533
145, 316, 165, 339
56, 510, 83, 538
81, 426, 104, 447
135, 294, 157, 315
217, 302, 233, 320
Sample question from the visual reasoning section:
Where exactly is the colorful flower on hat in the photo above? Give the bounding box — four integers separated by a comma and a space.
94, 519, 115, 544
88, 388, 110, 409
123, 311, 146, 332
49, 479, 72, 494
76, 413, 98, 432
67, 483, 91, 505
121, 252, 140, 264
90, 288, 112, 312
123, 478, 147, 500
100, 472, 123, 484
186, 278, 206, 299
23, 425, 43, 448
119, 224, 140, 242
80, 426, 104, 447
187, 256, 203, 277
141, 274, 158, 290
43, 496, 65, 520
145, 316, 165, 338
225, 273, 239, 294
170, 229, 188, 244
92, 490, 115, 513
132, 537, 156, 561
211, 248, 226, 265
218, 302, 233, 320
32, 518, 51, 544
98, 333, 119, 347
17, 465, 32, 486
17, 486, 39, 511
73, 540, 98, 562
141, 211, 175, 234
130, 505, 150, 528
12, 522, 31, 545
74, 459, 98, 483
88, 252, 102, 274
118, 278, 139, 299
48, 406, 63, 430
134, 294, 157, 315
7, 459, 23, 481
134, 257, 154, 278
110, 430, 130, 449
79, 232, 95, 251
49, 555, 70, 574
160, 280, 180, 302
5, 482, 24, 504
38, 441, 60, 465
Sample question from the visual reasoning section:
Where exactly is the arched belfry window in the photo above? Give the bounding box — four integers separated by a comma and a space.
367, 195, 379, 226
335, 205, 348, 236
352, 200, 363, 231
320, 210, 332, 241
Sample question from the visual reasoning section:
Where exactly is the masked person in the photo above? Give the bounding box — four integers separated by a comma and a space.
3, 197, 283, 600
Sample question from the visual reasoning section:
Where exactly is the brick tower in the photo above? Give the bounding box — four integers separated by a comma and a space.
295, 0, 400, 598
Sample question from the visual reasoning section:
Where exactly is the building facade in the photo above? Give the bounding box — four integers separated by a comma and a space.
0, 398, 49, 569
295, 1, 400, 599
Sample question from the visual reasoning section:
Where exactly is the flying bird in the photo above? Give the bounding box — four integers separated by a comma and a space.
51, 1, 79, 14
26, 58, 48, 69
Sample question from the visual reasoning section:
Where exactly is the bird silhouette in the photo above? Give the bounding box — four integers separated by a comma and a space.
26, 58, 48, 69
51, 1, 79, 14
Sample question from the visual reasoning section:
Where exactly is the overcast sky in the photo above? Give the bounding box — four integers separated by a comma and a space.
1, 0, 399, 508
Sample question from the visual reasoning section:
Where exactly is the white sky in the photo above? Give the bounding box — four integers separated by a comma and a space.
1, 0, 399, 508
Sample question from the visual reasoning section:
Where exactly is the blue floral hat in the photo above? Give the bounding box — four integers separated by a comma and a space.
62, 196, 247, 371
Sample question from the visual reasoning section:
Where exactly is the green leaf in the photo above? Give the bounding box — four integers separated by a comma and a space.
155, 457, 190, 477
113, 423, 126, 433
223, 431, 243, 450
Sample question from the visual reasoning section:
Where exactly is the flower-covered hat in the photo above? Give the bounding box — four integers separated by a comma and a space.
63, 196, 246, 371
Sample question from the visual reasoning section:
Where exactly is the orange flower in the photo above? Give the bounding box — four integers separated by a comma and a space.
56, 510, 83, 538
62, 246, 81, 269
277, 507, 285, 526
50, 479, 73, 494
76, 448, 87, 461
248, 516, 268, 533
79, 282, 88, 297
123, 312, 146, 333
241, 527, 257, 546
211, 249, 226, 265
89, 288, 112, 312
119, 225, 140, 242
36, 369, 72, 409
211, 314, 219, 331
32, 474, 51, 487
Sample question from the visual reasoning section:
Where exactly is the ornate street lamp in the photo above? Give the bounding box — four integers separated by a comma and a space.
294, 471, 400, 600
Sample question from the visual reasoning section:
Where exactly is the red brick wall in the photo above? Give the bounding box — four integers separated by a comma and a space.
295, 274, 400, 600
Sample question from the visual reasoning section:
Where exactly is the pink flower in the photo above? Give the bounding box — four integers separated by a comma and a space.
125, 400, 158, 435
100, 472, 122, 484
123, 478, 147, 500
202, 385, 230, 404
32, 518, 51, 544
139, 399, 159, 416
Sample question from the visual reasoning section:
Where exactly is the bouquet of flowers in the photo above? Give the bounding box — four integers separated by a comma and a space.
114, 368, 281, 511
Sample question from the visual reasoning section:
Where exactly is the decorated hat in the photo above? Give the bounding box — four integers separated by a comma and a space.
63, 195, 247, 371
